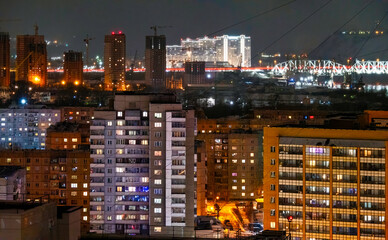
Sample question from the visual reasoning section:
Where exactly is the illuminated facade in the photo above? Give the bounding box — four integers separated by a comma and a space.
0, 150, 91, 232
63, 51, 83, 86
89, 94, 195, 237
145, 35, 166, 89
104, 32, 126, 90
0, 32, 10, 88
0, 108, 61, 150
16, 34, 47, 86
167, 35, 251, 68
46, 122, 90, 150
263, 127, 388, 239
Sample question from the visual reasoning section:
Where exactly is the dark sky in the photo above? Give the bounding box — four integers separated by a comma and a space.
2, 0, 388, 60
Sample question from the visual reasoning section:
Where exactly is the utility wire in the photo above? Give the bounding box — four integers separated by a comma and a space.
308, 0, 375, 58
353, 11, 388, 59
252, 0, 334, 62
207, 0, 298, 37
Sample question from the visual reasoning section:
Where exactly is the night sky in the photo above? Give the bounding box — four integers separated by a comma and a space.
2, 0, 388, 59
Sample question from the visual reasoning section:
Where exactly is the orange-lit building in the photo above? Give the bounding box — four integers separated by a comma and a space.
0, 32, 10, 88
104, 32, 126, 90
46, 122, 90, 150
195, 140, 208, 216
263, 126, 388, 239
16, 34, 47, 86
63, 51, 83, 86
0, 150, 91, 232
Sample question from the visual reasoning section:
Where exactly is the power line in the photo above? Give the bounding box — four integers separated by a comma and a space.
308, 0, 375, 58
252, 0, 334, 62
207, 0, 298, 37
353, 11, 388, 59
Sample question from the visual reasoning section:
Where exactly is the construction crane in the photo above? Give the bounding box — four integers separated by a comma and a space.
83, 34, 95, 68
150, 25, 172, 36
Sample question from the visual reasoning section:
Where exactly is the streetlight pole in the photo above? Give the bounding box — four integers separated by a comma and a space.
287, 215, 293, 240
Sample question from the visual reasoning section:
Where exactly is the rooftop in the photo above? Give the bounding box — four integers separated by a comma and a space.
0, 166, 23, 178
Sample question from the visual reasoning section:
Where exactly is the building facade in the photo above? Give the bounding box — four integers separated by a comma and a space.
263, 127, 388, 239
0, 150, 90, 232
63, 51, 83, 86
0, 166, 25, 200
0, 32, 10, 88
167, 35, 251, 68
0, 107, 61, 150
145, 35, 166, 89
89, 94, 195, 237
104, 32, 126, 91
16, 34, 47, 86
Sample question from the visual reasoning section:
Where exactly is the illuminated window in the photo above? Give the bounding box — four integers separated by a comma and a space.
232, 186, 237, 190
241, 179, 245, 183
154, 113, 162, 118
242, 186, 246, 190
250, 193, 254, 196
72, 138, 78, 142
154, 208, 162, 213
270, 222, 275, 228
232, 159, 237, 163
71, 175, 77, 180
154, 170, 162, 175
64, 138, 68, 142
154, 227, 162, 232
232, 173, 237, 176
83, 208, 87, 213
250, 153, 254, 157
154, 151, 162, 156
117, 111, 123, 117
270, 209, 275, 216
83, 191, 88, 196
71, 191, 77, 196
6, 158, 11, 163
71, 183, 78, 188
241, 193, 245, 196
154, 198, 162, 204
117, 120, 124, 126
154, 122, 162, 128
154, 179, 162, 185
242, 159, 246, 163
107, 121, 112, 126
107, 216, 112, 221
141, 177, 149, 182
143, 111, 148, 117
154, 217, 162, 223
141, 140, 148, 145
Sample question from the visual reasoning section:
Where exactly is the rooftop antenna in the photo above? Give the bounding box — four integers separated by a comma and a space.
34, 23, 38, 35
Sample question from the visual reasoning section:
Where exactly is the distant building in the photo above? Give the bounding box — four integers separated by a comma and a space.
0, 107, 61, 150
167, 35, 251, 68
16, 34, 47, 86
145, 35, 166, 89
184, 61, 206, 86
90, 93, 195, 237
60, 106, 94, 124
63, 51, 83, 86
104, 32, 126, 90
263, 126, 388, 239
0, 32, 10, 88
0, 166, 25, 201
46, 122, 90, 150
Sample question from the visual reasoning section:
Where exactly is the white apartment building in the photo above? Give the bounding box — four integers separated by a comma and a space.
0, 107, 61, 149
90, 93, 195, 237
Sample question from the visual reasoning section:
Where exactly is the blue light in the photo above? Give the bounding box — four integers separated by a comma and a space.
20, 98, 27, 105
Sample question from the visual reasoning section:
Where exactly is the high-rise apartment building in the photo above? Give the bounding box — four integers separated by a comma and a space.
89, 93, 195, 237
167, 35, 251, 68
63, 51, 83, 86
145, 35, 166, 89
16, 34, 47, 87
263, 127, 388, 239
0, 150, 91, 232
184, 61, 206, 86
0, 107, 61, 149
0, 32, 10, 88
104, 32, 126, 91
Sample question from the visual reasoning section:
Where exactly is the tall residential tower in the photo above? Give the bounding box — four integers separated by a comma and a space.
63, 51, 83, 86
0, 32, 10, 88
104, 32, 126, 91
145, 35, 166, 89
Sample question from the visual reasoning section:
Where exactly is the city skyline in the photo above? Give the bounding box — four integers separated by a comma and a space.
2, 0, 388, 60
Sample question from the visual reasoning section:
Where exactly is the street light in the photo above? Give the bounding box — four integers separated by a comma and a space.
287, 215, 293, 239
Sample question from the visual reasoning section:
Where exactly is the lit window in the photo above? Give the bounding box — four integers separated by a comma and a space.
241, 179, 245, 183
71, 183, 78, 188
154, 217, 162, 223
141, 140, 148, 145
242, 159, 246, 163
154, 208, 162, 213
232, 159, 237, 163
242, 186, 246, 190
141, 177, 149, 182
117, 111, 123, 117
107, 121, 112, 126
107, 216, 112, 221
64, 138, 68, 142
232, 173, 237, 176
154, 113, 162, 118
154, 122, 162, 128
270, 222, 275, 228
270, 209, 275, 216
271, 159, 275, 165
6, 158, 11, 163
154, 151, 162, 156
83, 208, 87, 213
154, 227, 162, 232
71, 191, 77, 196
83, 191, 88, 196
232, 186, 237, 190
143, 111, 148, 117
83, 216, 88, 221
154, 198, 162, 204
250, 193, 254, 196
250, 159, 255, 164
250, 153, 254, 157
83, 183, 88, 188
154, 170, 162, 175
241, 193, 245, 196
154, 179, 162, 185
